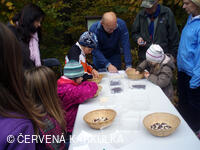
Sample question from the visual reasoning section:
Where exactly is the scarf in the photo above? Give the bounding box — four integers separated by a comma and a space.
147, 4, 160, 40
29, 32, 41, 66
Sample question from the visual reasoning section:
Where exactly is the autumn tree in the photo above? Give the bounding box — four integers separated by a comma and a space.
0, 0, 187, 65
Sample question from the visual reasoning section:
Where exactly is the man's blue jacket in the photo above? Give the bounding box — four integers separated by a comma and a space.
89, 18, 132, 69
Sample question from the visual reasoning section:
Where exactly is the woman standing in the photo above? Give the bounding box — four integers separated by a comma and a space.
177, 0, 200, 137
9, 4, 45, 69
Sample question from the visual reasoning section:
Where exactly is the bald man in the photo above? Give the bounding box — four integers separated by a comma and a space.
89, 12, 132, 73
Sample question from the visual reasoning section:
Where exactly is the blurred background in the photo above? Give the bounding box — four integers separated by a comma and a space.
0, 0, 187, 104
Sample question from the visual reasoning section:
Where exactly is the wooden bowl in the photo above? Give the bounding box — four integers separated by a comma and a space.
99, 74, 106, 78
83, 109, 116, 130
143, 112, 181, 137
94, 85, 102, 97
88, 74, 104, 84
126, 68, 144, 80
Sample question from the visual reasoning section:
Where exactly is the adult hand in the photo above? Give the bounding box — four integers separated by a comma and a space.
91, 69, 99, 78
137, 37, 146, 46
107, 64, 118, 73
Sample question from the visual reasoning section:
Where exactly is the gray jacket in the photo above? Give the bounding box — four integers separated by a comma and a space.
132, 5, 179, 62
136, 54, 175, 100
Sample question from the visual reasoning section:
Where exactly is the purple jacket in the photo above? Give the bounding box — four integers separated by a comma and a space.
57, 76, 98, 133
0, 116, 36, 150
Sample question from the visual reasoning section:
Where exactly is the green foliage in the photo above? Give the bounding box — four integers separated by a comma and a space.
0, 0, 187, 102
0, 0, 187, 66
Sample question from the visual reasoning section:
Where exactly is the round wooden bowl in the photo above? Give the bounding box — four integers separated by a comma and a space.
83, 109, 116, 130
94, 85, 102, 97
143, 112, 181, 137
126, 68, 144, 80
99, 74, 106, 78
88, 74, 103, 84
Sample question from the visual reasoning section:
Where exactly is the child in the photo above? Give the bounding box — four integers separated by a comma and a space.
136, 44, 175, 101
57, 60, 98, 134
66, 31, 99, 80
0, 22, 45, 150
24, 66, 68, 150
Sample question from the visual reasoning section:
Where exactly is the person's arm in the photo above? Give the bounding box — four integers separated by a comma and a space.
147, 66, 173, 88
58, 81, 98, 104
119, 19, 132, 68
89, 23, 110, 68
136, 60, 148, 72
190, 65, 200, 89
91, 69, 99, 78
92, 49, 110, 68
167, 8, 179, 58
190, 34, 200, 89
85, 62, 93, 74
83, 73, 93, 81
72, 81, 98, 104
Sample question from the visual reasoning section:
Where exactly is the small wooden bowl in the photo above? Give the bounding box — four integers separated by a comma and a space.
143, 112, 181, 137
94, 85, 102, 97
83, 109, 116, 130
88, 74, 104, 84
126, 68, 144, 80
99, 74, 106, 78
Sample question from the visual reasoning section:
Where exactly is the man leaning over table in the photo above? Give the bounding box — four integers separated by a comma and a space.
89, 11, 133, 73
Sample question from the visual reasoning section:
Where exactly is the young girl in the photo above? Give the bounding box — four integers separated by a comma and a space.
24, 66, 68, 150
66, 31, 99, 80
0, 23, 44, 150
136, 44, 175, 101
57, 60, 98, 134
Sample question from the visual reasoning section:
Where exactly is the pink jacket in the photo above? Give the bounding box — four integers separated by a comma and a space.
57, 76, 98, 133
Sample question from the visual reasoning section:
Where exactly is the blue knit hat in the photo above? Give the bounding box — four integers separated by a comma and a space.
78, 31, 98, 49
64, 60, 84, 79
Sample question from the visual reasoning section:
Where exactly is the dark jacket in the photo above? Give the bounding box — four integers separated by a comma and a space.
90, 18, 132, 69
7, 24, 35, 70
136, 54, 175, 100
132, 5, 179, 62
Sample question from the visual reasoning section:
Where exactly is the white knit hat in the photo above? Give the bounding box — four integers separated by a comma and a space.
146, 44, 164, 63
191, 0, 200, 8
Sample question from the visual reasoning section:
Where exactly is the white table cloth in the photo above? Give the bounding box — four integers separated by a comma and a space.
69, 71, 200, 150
